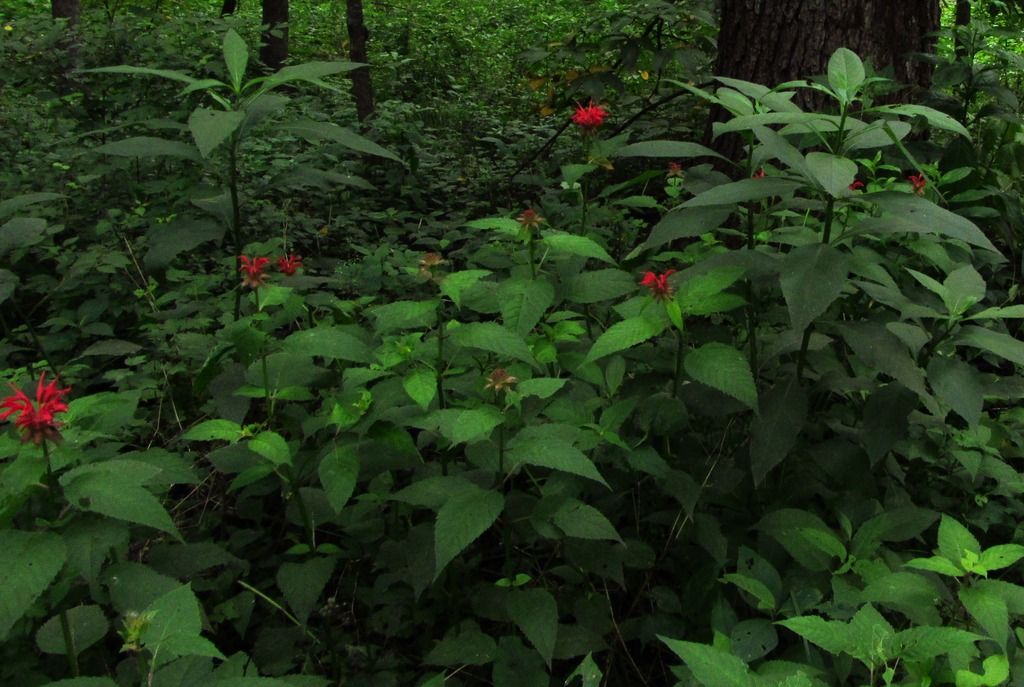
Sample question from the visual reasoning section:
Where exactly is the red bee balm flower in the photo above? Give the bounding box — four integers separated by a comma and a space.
908, 173, 927, 195
849, 180, 865, 191
752, 168, 766, 179
666, 162, 684, 178
0, 373, 70, 445
640, 269, 676, 301
277, 254, 302, 276
239, 255, 270, 289
517, 208, 544, 230
571, 101, 607, 130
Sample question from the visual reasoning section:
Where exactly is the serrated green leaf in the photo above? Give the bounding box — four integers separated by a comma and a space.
434, 489, 504, 579
282, 326, 372, 363
466, 217, 522, 237
36, 605, 108, 656
319, 444, 359, 513
277, 557, 336, 625
449, 322, 536, 367
0, 531, 66, 640
223, 29, 248, 92
780, 243, 849, 332
249, 431, 291, 466
682, 178, 802, 207
904, 556, 964, 576
94, 136, 200, 160
979, 544, 1024, 572
506, 437, 608, 487
684, 342, 757, 410
141, 584, 225, 662
403, 368, 437, 410
566, 653, 603, 687
584, 314, 665, 364
60, 461, 181, 539
369, 299, 438, 333
506, 588, 558, 666
759, 509, 838, 572
552, 500, 621, 542
188, 108, 244, 158
424, 624, 496, 666
805, 152, 857, 198
938, 515, 980, 569
955, 653, 1009, 687
658, 637, 759, 687
929, 355, 984, 427
515, 377, 567, 400
284, 120, 400, 161
957, 325, 1024, 366
499, 278, 554, 336
441, 270, 491, 307
722, 573, 776, 612
182, 419, 243, 442
750, 380, 807, 485
542, 233, 615, 264
567, 269, 637, 304
613, 140, 724, 160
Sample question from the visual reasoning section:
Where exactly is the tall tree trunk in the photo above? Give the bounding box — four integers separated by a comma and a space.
51, 0, 80, 24
221, 0, 238, 17
346, 0, 375, 122
260, 0, 288, 72
710, 0, 940, 161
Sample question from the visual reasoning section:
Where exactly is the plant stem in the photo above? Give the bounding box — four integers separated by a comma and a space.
228, 134, 243, 321
59, 609, 79, 676
42, 442, 78, 676
254, 288, 272, 419
528, 232, 537, 279
796, 196, 837, 382
673, 328, 685, 398
436, 305, 446, 410
292, 483, 315, 548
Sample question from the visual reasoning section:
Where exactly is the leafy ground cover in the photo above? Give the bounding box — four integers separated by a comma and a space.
2, 3, 1024, 687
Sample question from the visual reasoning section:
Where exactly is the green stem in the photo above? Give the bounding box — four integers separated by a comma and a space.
292, 482, 315, 548
436, 305, 446, 410
796, 196, 837, 383
254, 288, 272, 420
228, 134, 243, 321
528, 232, 537, 279
672, 328, 685, 398
59, 609, 79, 676
42, 442, 78, 676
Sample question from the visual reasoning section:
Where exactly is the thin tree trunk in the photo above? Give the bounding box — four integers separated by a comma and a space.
51, 0, 80, 24
954, 0, 971, 59
260, 0, 288, 72
346, 0, 375, 121
221, 0, 238, 17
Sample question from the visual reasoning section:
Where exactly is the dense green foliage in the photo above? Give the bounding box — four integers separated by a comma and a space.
2, 2, 1024, 686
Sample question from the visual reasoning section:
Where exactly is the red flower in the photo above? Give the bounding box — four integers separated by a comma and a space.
849, 180, 865, 191
571, 101, 607, 130
640, 269, 676, 301
0, 373, 70, 445
517, 208, 544, 230
752, 168, 766, 179
277, 254, 302, 276
667, 162, 684, 178
908, 173, 926, 195
239, 255, 270, 289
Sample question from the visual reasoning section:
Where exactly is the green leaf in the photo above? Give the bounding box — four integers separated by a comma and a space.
465, 217, 521, 237
636, 206, 731, 256
249, 431, 291, 466
896, 626, 982, 663
759, 509, 840, 572
871, 103, 970, 139
141, 584, 225, 662
731, 619, 778, 663
780, 243, 849, 332
805, 152, 857, 198
682, 178, 803, 207
552, 500, 622, 542
928, 356, 984, 426
223, 29, 248, 92
777, 615, 851, 655
684, 343, 757, 411
318, 444, 359, 513
613, 140, 724, 160
93, 136, 200, 160
449, 322, 536, 367
0, 217, 47, 257
441, 269, 491, 307
434, 489, 504, 579
261, 61, 361, 90
282, 326, 372, 363
979, 544, 1024, 572
39, 679, 119, 687
861, 572, 944, 626
277, 557, 336, 625
506, 588, 558, 666
0, 530, 66, 640
84, 65, 198, 83
959, 586, 1009, 649
904, 556, 964, 577
419, 407, 505, 445
943, 265, 986, 316
957, 325, 1024, 366
566, 653, 603, 687
658, 637, 760, 687
938, 515, 981, 568
857, 192, 998, 253
403, 368, 437, 410
424, 624, 496, 666
499, 278, 554, 337
284, 120, 400, 161
182, 419, 243, 442
515, 377, 567, 400
722, 573, 776, 612
584, 314, 666, 364
541, 233, 615, 264
188, 108, 245, 158
506, 437, 609, 487
369, 299, 438, 333
749, 380, 807, 485
60, 461, 181, 539
955, 654, 1009, 687
675, 267, 746, 316
827, 47, 865, 101
36, 605, 108, 656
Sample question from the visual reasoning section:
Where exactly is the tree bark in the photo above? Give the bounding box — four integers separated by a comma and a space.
954, 0, 971, 59
51, 0, 80, 24
710, 0, 940, 161
221, 0, 238, 17
346, 0, 375, 122
260, 0, 288, 72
